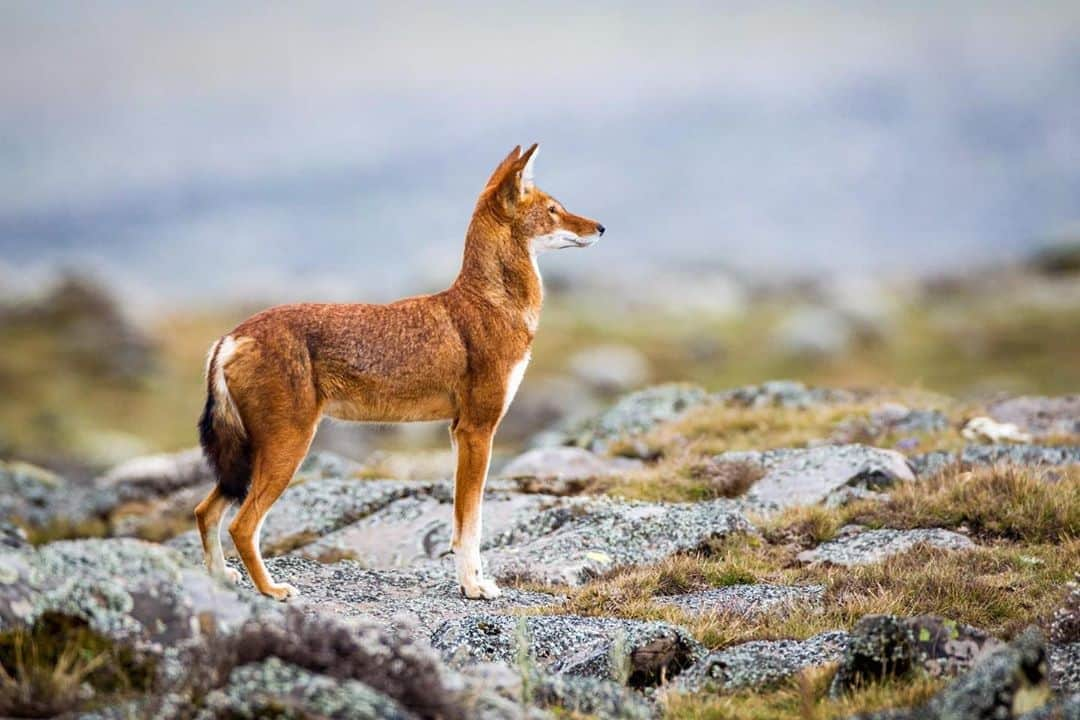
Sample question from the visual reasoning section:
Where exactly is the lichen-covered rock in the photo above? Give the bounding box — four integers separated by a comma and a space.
830, 615, 1002, 696
910, 450, 959, 478
1018, 694, 1080, 720
869, 404, 951, 434
676, 631, 848, 692
431, 614, 703, 688
1050, 643, 1080, 694
484, 497, 752, 586
961, 444, 1080, 468
988, 396, 1080, 440
653, 583, 824, 618
553, 383, 709, 453
0, 459, 69, 527
719, 445, 916, 509
716, 379, 855, 409
797, 528, 975, 567
1050, 578, 1080, 646
197, 656, 415, 719
499, 447, 643, 495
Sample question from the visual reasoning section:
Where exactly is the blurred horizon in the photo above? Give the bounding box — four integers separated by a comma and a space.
3, 2, 1079, 310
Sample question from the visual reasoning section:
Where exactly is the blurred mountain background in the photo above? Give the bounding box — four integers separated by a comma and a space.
1, 2, 1078, 471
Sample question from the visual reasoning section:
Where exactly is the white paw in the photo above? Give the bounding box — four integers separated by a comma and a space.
461, 576, 502, 600
263, 582, 300, 601
223, 567, 242, 584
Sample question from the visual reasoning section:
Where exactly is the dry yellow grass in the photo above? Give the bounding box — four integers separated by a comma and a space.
661, 666, 945, 720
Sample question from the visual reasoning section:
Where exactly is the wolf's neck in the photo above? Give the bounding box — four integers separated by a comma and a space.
454, 222, 543, 329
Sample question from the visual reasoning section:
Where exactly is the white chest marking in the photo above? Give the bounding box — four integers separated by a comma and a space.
502, 351, 531, 418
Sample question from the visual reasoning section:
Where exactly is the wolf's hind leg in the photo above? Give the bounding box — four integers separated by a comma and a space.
195, 485, 240, 583
229, 426, 313, 601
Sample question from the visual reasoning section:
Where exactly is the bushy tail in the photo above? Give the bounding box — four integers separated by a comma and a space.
198, 337, 252, 501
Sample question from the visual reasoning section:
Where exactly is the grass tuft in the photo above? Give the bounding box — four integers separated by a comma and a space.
0, 613, 154, 717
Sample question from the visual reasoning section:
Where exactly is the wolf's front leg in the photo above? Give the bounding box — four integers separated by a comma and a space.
450, 422, 501, 599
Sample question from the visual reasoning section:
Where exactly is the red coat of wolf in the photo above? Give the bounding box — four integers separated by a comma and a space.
195, 144, 604, 600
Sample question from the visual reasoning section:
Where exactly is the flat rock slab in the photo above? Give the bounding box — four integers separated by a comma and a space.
716, 380, 855, 409
676, 631, 849, 692
431, 613, 704, 687
988, 395, 1080, 439
654, 583, 825, 618
169, 477, 438, 562
720, 444, 916, 509
485, 497, 753, 586
293, 491, 565, 566
253, 555, 561, 635
797, 528, 975, 567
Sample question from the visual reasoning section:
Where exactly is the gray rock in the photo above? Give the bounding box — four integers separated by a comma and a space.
1018, 694, 1080, 720
961, 444, 1080, 467
169, 476, 438, 562
528, 670, 654, 719
910, 451, 958, 477
870, 403, 951, 434
567, 344, 651, 393
198, 656, 415, 719
988, 396, 1080, 439
1050, 643, 1080, 694
0, 521, 28, 551
94, 447, 212, 506
928, 627, 1051, 720
677, 631, 849, 692
0, 459, 69, 527
499, 447, 643, 495
292, 490, 564, 567
653, 583, 824, 618
555, 383, 709, 454
431, 613, 703, 688
484, 497, 753, 586
773, 305, 855, 358
1051, 579, 1080, 644
716, 379, 855, 409
719, 445, 915, 509
797, 528, 975, 567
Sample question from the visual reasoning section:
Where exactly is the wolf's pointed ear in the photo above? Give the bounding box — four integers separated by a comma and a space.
485, 145, 522, 189
519, 143, 539, 192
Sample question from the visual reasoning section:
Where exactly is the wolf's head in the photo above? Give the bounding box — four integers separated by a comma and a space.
481, 144, 605, 252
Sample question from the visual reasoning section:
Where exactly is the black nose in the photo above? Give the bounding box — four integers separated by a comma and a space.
597, 224, 605, 236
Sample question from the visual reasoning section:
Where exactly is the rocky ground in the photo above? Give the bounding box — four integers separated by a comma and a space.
1, 381, 1078, 719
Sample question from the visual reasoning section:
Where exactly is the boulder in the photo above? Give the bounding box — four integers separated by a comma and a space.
797, 528, 975, 567
94, 447, 212, 505
718, 445, 916, 509
772, 306, 855, 358
653, 583, 824, 618
567, 344, 651, 393
830, 615, 1003, 696
431, 614, 703, 688
198, 656, 415, 720
961, 444, 1080, 468
552, 383, 709, 454
676, 631, 849, 692
988, 396, 1080, 439
499, 447, 643, 495
716, 380, 855, 409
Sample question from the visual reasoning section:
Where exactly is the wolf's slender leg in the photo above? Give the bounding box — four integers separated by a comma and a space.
451, 421, 499, 599
194, 485, 239, 583
229, 427, 312, 601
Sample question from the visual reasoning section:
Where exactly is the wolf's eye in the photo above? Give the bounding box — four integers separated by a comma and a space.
548, 205, 557, 213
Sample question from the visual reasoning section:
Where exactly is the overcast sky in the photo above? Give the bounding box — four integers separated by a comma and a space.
2, 2, 1078, 305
